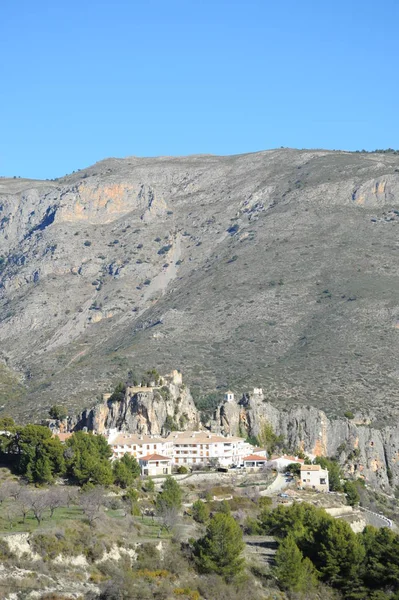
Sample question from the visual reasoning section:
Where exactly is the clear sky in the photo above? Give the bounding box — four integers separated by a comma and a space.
1, 0, 398, 179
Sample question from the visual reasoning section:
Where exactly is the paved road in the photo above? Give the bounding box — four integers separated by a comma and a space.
360, 506, 393, 529
260, 473, 288, 496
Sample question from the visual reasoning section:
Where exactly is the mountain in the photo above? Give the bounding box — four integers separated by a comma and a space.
0, 149, 398, 422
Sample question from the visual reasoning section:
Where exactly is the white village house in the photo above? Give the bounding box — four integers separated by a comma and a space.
300, 464, 329, 492
242, 454, 268, 471
268, 455, 305, 471
139, 454, 172, 477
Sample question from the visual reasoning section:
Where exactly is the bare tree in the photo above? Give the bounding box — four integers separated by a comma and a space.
0, 484, 10, 507
158, 503, 180, 532
79, 487, 105, 527
46, 487, 65, 518
25, 490, 50, 524
64, 486, 79, 508
4, 481, 24, 502
17, 489, 33, 523
4, 502, 19, 530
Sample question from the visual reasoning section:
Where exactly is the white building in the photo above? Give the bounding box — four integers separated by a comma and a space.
243, 454, 268, 471
224, 390, 235, 402
108, 429, 256, 469
268, 455, 305, 472
107, 431, 173, 461
300, 464, 329, 492
139, 454, 172, 477
164, 431, 253, 467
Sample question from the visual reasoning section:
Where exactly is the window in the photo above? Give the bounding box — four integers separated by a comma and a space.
163, 468, 168, 474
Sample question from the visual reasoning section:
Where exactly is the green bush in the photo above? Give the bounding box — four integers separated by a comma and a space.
192, 500, 209, 524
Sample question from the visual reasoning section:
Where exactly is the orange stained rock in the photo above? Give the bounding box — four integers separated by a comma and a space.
376, 180, 386, 195
312, 438, 326, 457
60, 182, 136, 223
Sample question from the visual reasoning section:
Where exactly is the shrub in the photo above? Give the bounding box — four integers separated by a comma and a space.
344, 410, 355, 419
0, 538, 13, 560
84, 240, 91, 246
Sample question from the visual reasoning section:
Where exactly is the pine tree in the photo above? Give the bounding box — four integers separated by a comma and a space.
156, 476, 182, 511
193, 513, 245, 581
192, 499, 209, 523
274, 534, 318, 592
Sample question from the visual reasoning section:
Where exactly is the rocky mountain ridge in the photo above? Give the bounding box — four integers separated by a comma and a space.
0, 149, 398, 421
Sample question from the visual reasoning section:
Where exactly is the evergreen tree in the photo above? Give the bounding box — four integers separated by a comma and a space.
194, 513, 245, 581
48, 405, 67, 420
274, 534, 318, 592
65, 432, 113, 485
13, 424, 65, 483
344, 480, 360, 506
317, 519, 365, 587
156, 476, 182, 512
113, 454, 140, 488
192, 499, 209, 523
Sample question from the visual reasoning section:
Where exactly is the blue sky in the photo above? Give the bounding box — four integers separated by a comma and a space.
1, 0, 398, 179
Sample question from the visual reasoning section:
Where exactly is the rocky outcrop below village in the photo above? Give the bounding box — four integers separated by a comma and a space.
213, 390, 399, 492
74, 371, 200, 435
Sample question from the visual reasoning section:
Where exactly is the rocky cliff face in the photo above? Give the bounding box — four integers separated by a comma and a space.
74, 373, 199, 435
1, 149, 399, 421
214, 391, 399, 491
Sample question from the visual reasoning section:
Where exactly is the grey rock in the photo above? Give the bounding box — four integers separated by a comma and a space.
74, 377, 199, 435
215, 391, 399, 491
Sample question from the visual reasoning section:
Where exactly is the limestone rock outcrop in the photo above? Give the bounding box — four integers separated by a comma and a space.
214, 390, 399, 491
74, 371, 200, 435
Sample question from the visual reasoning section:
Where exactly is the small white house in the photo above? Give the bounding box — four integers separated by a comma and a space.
268, 455, 305, 472
243, 454, 268, 471
139, 454, 172, 477
224, 390, 235, 402
300, 464, 329, 492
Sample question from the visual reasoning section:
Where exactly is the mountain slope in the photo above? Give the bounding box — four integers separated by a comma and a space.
0, 149, 398, 421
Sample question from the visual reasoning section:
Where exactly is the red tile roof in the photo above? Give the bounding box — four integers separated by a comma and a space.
243, 454, 268, 462
140, 454, 171, 462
